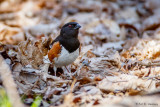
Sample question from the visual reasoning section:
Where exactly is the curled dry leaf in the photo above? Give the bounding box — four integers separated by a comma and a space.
95, 41, 124, 55
115, 7, 139, 24
26, 23, 59, 38
17, 38, 49, 69
89, 50, 120, 72
0, 23, 22, 44
121, 39, 160, 60
142, 14, 160, 31
84, 19, 121, 42
98, 74, 156, 92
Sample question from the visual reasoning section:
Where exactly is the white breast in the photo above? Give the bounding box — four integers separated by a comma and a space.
54, 46, 79, 67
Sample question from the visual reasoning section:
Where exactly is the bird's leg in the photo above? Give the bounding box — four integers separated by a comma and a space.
54, 66, 57, 76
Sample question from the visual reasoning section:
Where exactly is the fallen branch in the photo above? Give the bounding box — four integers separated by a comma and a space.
137, 61, 160, 67
0, 55, 24, 107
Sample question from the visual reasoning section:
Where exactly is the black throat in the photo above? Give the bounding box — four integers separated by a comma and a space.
52, 36, 80, 53
60, 37, 80, 53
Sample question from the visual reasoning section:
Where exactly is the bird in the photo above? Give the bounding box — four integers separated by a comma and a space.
47, 22, 81, 75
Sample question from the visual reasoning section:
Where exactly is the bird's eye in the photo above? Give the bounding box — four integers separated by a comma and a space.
68, 25, 72, 27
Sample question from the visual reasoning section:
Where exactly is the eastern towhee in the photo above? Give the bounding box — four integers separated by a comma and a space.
47, 22, 81, 75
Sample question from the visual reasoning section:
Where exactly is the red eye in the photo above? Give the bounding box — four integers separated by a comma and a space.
68, 25, 72, 27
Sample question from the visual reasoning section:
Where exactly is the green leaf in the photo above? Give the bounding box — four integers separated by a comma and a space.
31, 96, 42, 107
0, 88, 12, 107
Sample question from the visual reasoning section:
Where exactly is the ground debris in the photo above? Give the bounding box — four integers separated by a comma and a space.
1, 0, 160, 107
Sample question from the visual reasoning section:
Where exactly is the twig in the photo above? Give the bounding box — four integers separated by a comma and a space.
70, 78, 77, 92
0, 55, 24, 107
137, 61, 160, 67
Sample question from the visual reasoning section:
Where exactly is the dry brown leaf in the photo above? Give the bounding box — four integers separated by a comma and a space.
17, 39, 49, 69
98, 74, 156, 92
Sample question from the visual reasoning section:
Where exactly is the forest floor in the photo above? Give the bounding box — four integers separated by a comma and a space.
0, 0, 160, 107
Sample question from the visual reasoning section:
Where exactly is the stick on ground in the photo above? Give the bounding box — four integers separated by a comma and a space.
0, 55, 24, 107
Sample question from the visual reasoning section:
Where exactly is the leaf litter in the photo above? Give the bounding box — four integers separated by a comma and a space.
0, 0, 160, 107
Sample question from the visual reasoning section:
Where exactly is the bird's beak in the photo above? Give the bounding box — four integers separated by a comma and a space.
74, 24, 81, 29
